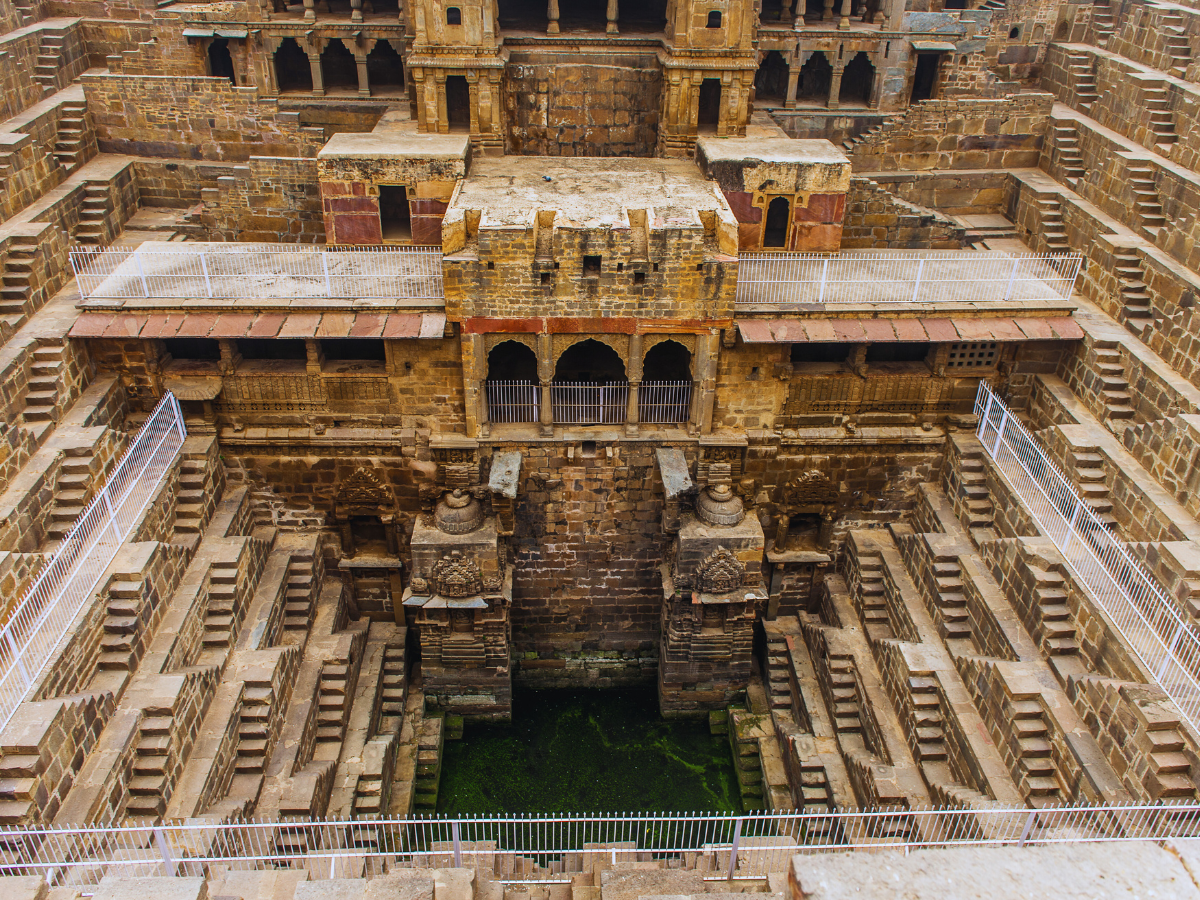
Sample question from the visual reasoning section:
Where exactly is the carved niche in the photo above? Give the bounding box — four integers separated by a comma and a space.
335, 467, 397, 519
432, 551, 484, 598
781, 470, 839, 508
696, 546, 744, 595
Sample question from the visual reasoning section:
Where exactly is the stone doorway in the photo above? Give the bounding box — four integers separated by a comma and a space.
274, 38, 312, 93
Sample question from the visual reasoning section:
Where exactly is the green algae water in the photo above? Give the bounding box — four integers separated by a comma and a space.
436, 687, 740, 813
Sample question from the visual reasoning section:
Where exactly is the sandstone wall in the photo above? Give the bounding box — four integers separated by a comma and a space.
503, 53, 662, 158
840, 178, 966, 250
196, 156, 325, 242
0, 31, 48, 123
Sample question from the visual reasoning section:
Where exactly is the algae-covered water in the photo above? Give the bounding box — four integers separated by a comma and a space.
436, 688, 741, 813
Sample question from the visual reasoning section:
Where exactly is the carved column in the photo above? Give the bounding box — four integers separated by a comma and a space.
780, 0, 793, 21
467, 72, 480, 136
838, 0, 851, 27
309, 45, 324, 95
823, 0, 834, 20
626, 333, 643, 437
547, 0, 559, 33
538, 333, 553, 436
435, 72, 449, 133
304, 0, 316, 22
828, 65, 843, 108
351, 0, 362, 22
355, 52, 370, 96
696, 332, 719, 434
607, 0, 618, 33
785, 63, 800, 108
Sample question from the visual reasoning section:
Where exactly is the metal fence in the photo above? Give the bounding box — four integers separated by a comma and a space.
974, 382, 1200, 732
486, 381, 541, 423
0, 393, 186, 733
736, 251, 1083, 306
638, 381, 692, 425
550, 383, 629, 425
3, 802, 1200, 886
70, 244, 445, 302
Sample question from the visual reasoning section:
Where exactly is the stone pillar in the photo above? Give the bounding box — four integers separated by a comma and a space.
839, 0, 851, 27
467, 73, 480, 136
785, 64, 800, 108
823, 0, 833, 21
309, 47, 324, 95
547, 0, 559, 33
436, 72, 448, 134
356, 52, 370, 96
351, 0, 362, 22
688, 74, 702, 137
696, 333, 719, 433
780, 0, 793, 21
607, 0, 618, 33
538, 333, 553, 436
828, 65, 843, 108
626, 333, 643, 436
304, 0, 316, 22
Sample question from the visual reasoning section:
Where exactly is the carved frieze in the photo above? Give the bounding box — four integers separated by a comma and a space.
696, 546, 744, 594
432, 551, 484, 598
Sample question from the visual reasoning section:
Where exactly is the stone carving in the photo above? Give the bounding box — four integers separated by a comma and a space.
782, 470, 839, 507
432, 551, 484, 598
696, 483, 745, 526
434, 488, 485, 534
410, 575, 430, 596
696, 546, 743, 594
336, 467, 395, 513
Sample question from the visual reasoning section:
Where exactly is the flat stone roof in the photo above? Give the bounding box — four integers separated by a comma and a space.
696, 136, 850, 167
318, 131, 470, 161
451, 157, 725, 229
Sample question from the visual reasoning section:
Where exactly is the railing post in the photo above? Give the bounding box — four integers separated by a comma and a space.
452, 820, 462, 867
1004, 257, 1021, 302
199, 252, 213, 299
1061, 499, 1082, 553
153, 826, 178, 876
818, 257, 829, 303
726, 817, 743, 881
322, 252, 332, 296
910, 257, 925, 303
5, 631, 30, 688
1018, 809, 1037, 847
133, 249, 150, 298
992, 407, 1007, 459
1158, 622, 1186, 682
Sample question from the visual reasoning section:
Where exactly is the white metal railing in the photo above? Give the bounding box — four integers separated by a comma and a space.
69, 244, 445, 302
0, 393, 186, 733
639, 381, 692, 425
736, 251, 1083, 306
487, 381, 541, 424
974, 381, 1200, 732
2, 803, 1200, 885
551, 382, 629, 425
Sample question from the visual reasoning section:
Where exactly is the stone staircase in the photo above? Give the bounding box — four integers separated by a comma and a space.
125, 715, 175, 820
1052, 122, 1085, 188
1092, 340, 1136, 426
764, 631, 792, 712
172, 453, 210, 539
316, 662, 351, 744
201, 560, 241, 651
1161, 13, 1192, 78
73, 184, 111, 245
1090, 2, 1114, 47
952, 442, 996, 538
1065, 49, 1099, 111
283, 554, 317, 632
1029, 563, 1081, 658
34, 30, 67, 93
21, 344, 64, 435
846, 546, 891, 640
41, 448, 95, 549
1112, 247, 1153, 329
1127, 164, 1166, 236
98, 576, 147, 672
929, 551, 971, 644
1069, 447, 1119, 528
825, 655, 862, 735
236, 681, 277, 775
0, 236, 39, 324
841, 116, 897, 154
1141, 84, 1176, 156
1008, 699, 1064, 805
908, 675, 947, 764
1038, 196, 1070, 253
53, 101, 89, 174
414, 714, 445, 811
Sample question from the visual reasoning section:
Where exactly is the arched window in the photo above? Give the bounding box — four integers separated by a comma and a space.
707, 9, 722, 26
274, 38, 312, 93
552, 340, 628, 425
447, 6, 462, 24
366, 40, 404, 94
320, 39, 359, 92
763, 197, 790, 248
798, 52, 832, 103
838, 51, 874, 107
486, 341, 539, 423
754, 50, 789, 104
641, 341, 692, 424
208, 38, 235, 85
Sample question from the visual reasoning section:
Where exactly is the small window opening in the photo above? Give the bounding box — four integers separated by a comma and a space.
322, 339, 387, 362
487, 261, 495, 270
541, 272, 551, 285
208, 38, 235, 85
1008, 26, 1019, 38
911, 52, 940, 102
447, 6, 462, 24
379, 185, 411, 242
707, 10, 722, 26
791, 343, 850, 364
583, 255, 602, 276
634, 271, 646, 284
164, 338, 221, 361
763, 197, 791, 248
237, 338, 308, 360
866, 342, 930, 363
581, 440, 598, 458
946, 341, 999, 368
617, 262, 624, 272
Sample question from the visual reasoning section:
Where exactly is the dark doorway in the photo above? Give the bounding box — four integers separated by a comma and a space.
274, 38, 312, 93
839, 51, 874, 106
486, 341, 539, 424
754, 51, 789, 104
911, 52, 940, 102
379, 185, 411, 241
805, 0, 826, 19
643, 340, 692, 381
320, 39, 359, 92
558, 0, 608, 31
497, 0, 547, 30
367, 40, 404, 93
698, 79, 721, 132
488, 341, 539, 382
446, 75, 471, 130
208, 38, 235, 84
763, 197, 790, 248
620, 0, 667, 32
350, 516, 389, 557
798, 52, 832, 103
554, 339, 627, 383
761, 0, 785, 20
